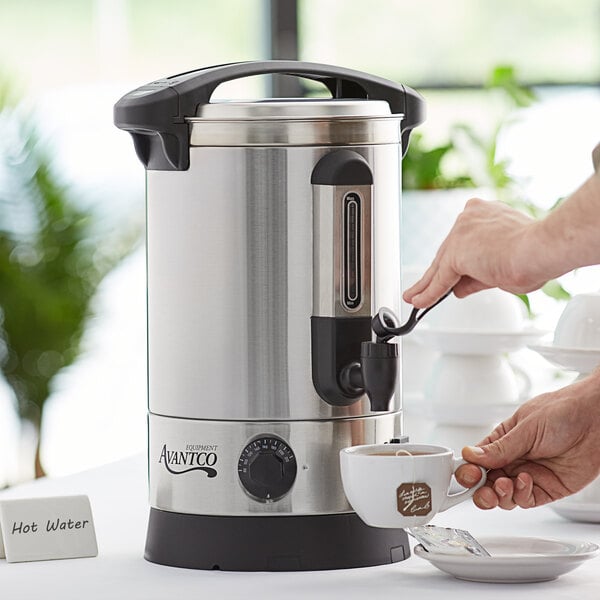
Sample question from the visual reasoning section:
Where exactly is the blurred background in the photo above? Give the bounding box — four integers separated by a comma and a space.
0, 0, 598, 484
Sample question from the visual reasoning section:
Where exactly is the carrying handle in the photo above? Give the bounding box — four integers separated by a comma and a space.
439, 458, 487, 512
114, 60, 425, 171
167, 60, 424, 125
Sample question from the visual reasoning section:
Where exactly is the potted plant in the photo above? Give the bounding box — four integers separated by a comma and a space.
401, 65, 534, 270
0, 79, 140, 481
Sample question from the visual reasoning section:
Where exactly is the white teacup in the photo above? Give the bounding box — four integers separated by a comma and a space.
553, 293, 600, 350
340, 443, 486, 528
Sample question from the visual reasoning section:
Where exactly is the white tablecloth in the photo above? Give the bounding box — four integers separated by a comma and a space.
1, 455, 598, 600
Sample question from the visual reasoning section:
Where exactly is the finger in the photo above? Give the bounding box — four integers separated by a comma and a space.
529, 483, 555, 507
452, 276, 490, 298
513, 472, 536, 508
493, 477, 517, 510
455, 464, 483, 488
410, 267, 461, 309
403, 232, 455, 304
403, 263, 438, 303
464, 419, 535, 470
473, 486, 499, 510
486, 468, 510, 484
497, 460, 570, 503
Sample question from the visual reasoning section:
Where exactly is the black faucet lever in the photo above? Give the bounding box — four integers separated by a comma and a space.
372, 290, 452, 343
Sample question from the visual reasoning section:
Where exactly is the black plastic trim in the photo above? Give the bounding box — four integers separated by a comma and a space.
311, 149, 373, 185
311, 316, 372, 406
145, 509, 409, 571
343, 193, 362, 309
114, 60, 425, 171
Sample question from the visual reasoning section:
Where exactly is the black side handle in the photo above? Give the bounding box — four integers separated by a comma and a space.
114, 60, 425, 171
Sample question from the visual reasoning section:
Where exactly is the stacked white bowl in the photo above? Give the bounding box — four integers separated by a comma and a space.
404, 288, 544, 453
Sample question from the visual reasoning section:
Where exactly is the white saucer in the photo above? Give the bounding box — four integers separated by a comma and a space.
529, 344, 600, 374
550, 502, 600, 524
413, 328, 546, 355
414, 536, 599, 583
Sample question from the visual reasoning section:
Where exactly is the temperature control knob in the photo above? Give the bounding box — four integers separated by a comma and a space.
238, 436, 297, 502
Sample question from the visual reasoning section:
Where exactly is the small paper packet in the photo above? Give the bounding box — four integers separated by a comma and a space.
408, 525, 491, 557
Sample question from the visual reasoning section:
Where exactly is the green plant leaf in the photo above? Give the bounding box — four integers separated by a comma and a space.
515, 293, 532, 317
402, 132, 475, 190
542, 280, 571, 301
486, 65, 537, 108
403, 64, 537, 192
548, 196, 567, 211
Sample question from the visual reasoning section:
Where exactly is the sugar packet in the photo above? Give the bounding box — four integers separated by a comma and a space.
408, 525, 491, 557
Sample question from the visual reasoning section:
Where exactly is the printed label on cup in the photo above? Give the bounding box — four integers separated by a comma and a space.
396, 483, 432, 517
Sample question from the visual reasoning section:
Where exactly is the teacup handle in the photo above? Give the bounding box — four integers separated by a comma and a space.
439, 458, 487, 512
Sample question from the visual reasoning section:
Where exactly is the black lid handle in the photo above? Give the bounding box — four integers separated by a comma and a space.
114, 60, 425, 171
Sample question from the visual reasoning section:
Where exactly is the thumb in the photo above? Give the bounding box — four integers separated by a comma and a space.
462, 420, 537, 469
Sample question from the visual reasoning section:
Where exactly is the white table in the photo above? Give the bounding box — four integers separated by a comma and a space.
1, 455, 598, 600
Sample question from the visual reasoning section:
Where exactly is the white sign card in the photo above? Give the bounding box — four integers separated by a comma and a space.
0, 495, 98, 563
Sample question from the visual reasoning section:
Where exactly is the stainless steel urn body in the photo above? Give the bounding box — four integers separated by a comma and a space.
115, 61, 425, 571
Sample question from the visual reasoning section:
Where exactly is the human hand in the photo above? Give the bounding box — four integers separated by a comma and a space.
455, 369, 600, 510
403, 198, 546, 309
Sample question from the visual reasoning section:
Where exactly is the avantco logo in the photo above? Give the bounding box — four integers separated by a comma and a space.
158, 443, 218, 478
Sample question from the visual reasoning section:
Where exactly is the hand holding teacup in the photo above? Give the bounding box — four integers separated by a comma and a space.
453, 366, 600, 512
340, 443, 487, 528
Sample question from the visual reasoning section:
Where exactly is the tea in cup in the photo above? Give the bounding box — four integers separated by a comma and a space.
339, 443, 486, 528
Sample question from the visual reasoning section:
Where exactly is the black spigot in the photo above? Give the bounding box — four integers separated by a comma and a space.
347, 294, 451, 408
339, 341, 398, 412
360, 342, 398, 411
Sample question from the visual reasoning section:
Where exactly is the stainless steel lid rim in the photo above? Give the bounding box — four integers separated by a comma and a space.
188, 119, 403, 147
188, 140, 402, 148
194, 99, 397, 119
185, 116, 404, 123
